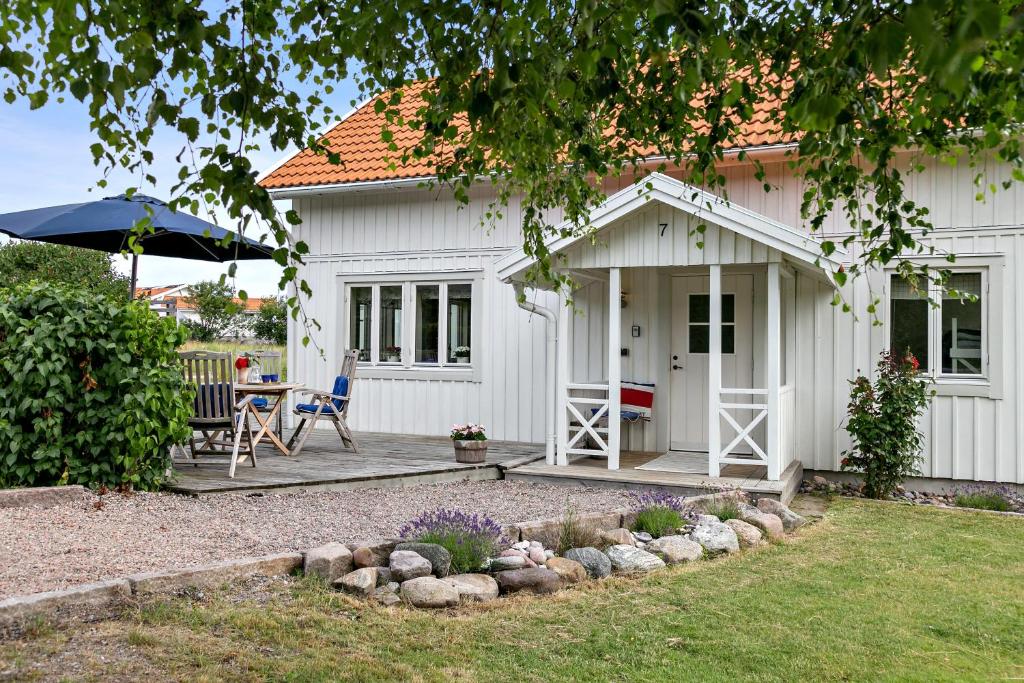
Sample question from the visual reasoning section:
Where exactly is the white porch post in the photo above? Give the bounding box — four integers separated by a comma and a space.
766, 262, 782, 480
708, 264, 722, 477
556, 287, 570, 466
607, 267, 621, 470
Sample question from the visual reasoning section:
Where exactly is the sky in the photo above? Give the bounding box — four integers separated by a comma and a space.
0, 77, 360, 296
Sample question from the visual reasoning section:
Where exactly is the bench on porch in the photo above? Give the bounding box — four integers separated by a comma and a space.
571, 380, 656, 455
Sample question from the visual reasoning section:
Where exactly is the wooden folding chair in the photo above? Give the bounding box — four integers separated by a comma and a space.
286, 349, 359, 457
178, 350, 259, 478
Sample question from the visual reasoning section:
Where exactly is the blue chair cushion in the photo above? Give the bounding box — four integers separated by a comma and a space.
589, 407, 644, 421
296, 376, 348, 415
250, 397, 269, 409
194, 382, 231, 416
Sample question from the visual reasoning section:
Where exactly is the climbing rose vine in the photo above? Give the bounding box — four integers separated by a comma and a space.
841, 350, 933, 499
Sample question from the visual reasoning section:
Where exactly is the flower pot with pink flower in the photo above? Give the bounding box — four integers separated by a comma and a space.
451, 423, 487, 463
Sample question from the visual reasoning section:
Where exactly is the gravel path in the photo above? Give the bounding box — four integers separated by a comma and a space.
0, 481, 632, 599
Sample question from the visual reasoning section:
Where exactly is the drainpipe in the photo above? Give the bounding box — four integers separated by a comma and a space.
513, 283, 557, 465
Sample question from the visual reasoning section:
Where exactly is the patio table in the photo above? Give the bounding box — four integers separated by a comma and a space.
234, 382, 304, 456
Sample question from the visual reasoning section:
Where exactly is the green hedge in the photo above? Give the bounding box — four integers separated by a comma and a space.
0, 283, 193, 490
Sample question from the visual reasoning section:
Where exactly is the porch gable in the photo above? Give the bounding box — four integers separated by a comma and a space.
495, 172, 847, 283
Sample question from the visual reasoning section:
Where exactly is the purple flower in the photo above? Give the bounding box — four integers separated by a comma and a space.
629, 490, 689, 514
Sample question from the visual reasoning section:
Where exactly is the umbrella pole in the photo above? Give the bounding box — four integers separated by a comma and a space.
129, 253, 139, 300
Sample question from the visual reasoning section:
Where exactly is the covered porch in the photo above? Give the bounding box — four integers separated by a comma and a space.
496, 173, 845, 489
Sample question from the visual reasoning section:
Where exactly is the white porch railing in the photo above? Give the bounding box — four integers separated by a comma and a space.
565, 383, 610, 458
717, 387, 769, 466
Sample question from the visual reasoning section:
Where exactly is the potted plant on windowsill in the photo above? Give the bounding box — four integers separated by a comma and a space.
384, 346, 401, 363
453, 346, 471, 364
451, 423, 487, 463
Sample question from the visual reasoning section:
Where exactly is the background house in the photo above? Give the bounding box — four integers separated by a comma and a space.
136, 284, 270, 340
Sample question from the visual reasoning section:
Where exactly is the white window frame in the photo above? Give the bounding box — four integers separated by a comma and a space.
340, 271, 483, 382
883, 254, 1004, 398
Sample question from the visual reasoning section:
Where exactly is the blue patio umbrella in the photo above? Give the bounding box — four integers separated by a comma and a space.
0, 193, 274, 296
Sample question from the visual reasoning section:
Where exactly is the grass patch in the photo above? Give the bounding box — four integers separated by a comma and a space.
3, 499, 1023, 681
955, 491, 1013, 512
703, 495, 742, 521
557, 506, 602, 554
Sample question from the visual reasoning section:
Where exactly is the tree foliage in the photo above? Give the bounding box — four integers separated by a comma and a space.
1, 1, 1022, 320
184, 279, 243, 341
0, 241, 129, 301
0, 283, 192, 490
251, 296, 287, 344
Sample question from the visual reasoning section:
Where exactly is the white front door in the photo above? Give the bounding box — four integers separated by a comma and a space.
669, 274, 754, 451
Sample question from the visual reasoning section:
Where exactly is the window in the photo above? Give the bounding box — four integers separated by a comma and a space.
688, 293, 735, 354
349, 286, 372, 362
379, 285, 402, 363
415, 284, 440, 363
888, 271, 986, 378
448, 283, 472, 363
889, 276, 930, 370
345, 278, 476, 371
942, 273, 983, 375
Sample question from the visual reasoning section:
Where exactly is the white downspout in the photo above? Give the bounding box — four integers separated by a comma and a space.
513, 283, 557, 465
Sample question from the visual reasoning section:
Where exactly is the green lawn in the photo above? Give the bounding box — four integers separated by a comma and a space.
3, 499, 1023, 681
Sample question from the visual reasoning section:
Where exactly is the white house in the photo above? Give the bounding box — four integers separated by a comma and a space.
260, 92, 1024, 493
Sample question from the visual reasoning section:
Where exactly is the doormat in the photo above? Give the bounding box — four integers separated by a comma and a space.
634, 451, 709, 474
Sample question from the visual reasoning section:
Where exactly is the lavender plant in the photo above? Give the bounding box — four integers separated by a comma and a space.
953, 485, 1019, 512
398, 508, 506, 573
629, 491, 696, 539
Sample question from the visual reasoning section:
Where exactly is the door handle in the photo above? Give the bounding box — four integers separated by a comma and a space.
672, 364, 683, 370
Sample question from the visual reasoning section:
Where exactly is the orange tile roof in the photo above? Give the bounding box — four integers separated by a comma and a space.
259, 79, 792, 190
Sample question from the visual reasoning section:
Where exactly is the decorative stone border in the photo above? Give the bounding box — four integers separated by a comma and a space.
0, 485, 89, 510
0, 492, 807, 633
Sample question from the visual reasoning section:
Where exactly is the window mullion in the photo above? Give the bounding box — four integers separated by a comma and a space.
370, 285, 381, 365
403, 282, 412, 368
439, 283, 449, 366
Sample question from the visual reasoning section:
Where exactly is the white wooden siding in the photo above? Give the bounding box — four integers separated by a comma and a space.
288, 155, 1024, 484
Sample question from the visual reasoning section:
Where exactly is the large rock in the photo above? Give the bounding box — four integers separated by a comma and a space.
563, 547, 612, 579
494, 568, 561, 595
372, 585, 401, 606
389, 550, 433, 582
724, 519, 764, 548
605, 545, 666, 573
304, 542, 354, 582
442, 573, 500, 602
646, 535, 703, 564
689, 520, 740, 555
352, 540, 399, 569
400, 577, 460, 608
599, 528, 635, 547
488, 556, 528, 572
544, 557, 588, 585
737, 504, 785, 540
334, 567, 378, 597
756, 498, 807, 532
394, 542, 453, 577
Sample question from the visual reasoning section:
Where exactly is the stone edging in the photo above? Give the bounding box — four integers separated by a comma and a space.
0, 485, 89, 510
0, 553, 303, 635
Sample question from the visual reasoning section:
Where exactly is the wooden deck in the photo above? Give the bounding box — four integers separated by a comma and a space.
505, 451, 803, 503
167, 431, 544, 496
